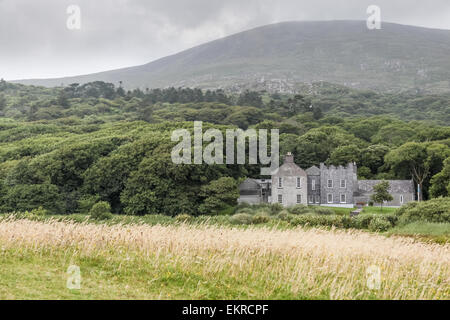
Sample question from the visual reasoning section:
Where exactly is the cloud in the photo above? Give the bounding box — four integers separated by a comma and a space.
1, 0, 449, 80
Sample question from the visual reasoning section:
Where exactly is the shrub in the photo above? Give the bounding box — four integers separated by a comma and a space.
352, 215, 375, 229
290, 215, 349, 228
235, 208, 254, 215
252, 214, 270, 224
396, 198, 450, 224
276, 210, 292, 222
369, 216, 392, 232
313, 207, 335, 215
269, 203, 284, 215
230, 213, 253, 225
30, 206, 48, 217
175, 214, 193, 223
287, 204, 309, 215
89, 201, 113, 220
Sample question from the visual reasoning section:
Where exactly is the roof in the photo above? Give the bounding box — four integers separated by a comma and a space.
306, 165, 320, 175
239, 178, 261, 191
357, 180, 415, 194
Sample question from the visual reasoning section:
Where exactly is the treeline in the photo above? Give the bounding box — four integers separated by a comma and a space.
0, 80, 449, 216
1, 80, 450, 124
0, 116, 448, 216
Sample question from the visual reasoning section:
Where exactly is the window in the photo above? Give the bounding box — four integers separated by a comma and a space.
296, 177, 302, 188
315, 195, 320, 204
340, 179, 346, 188
278, 194, 283, 204
278, 177, 283, 188
400, 195, 404, 204
297, 194, 302, 204
309, 195, 314, 203
327, 194, 333, 203
340, 194, 346, 203
311, 179, 316, 191
327, 179, 333, 188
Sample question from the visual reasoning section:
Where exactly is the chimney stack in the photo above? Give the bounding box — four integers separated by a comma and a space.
284, 152, 294, 164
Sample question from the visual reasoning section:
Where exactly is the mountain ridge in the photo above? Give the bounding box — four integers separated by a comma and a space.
12, 20, 450, 93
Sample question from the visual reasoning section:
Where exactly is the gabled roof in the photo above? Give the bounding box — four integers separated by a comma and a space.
306, 165, 320, 175
357, 180, 415, 194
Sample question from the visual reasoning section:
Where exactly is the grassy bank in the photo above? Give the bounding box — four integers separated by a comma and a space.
0, 218, 449, 300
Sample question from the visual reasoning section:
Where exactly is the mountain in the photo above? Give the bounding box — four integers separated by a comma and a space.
14, 20, 450, 93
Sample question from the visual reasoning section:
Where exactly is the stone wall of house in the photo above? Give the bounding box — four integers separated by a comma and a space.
271, 175, 308, 207
320, 163, 357, 206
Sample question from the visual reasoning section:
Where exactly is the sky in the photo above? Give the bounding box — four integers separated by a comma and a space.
1, 0, 450, 80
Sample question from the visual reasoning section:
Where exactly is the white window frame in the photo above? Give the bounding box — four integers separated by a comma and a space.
340, 179, 346, 188
327, 179, 333, 188
327, 194, 333, 204
340, 193, 346, 203
296, 177, 302, 189
297, 194, 302, 204
278, 177, 283, 188
278, 194, 283, 204
312, 179, 316, 191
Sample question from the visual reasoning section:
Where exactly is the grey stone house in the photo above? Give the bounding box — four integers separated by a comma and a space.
238, 153, 415, 208
271, 153, 308, 206
319, 162, 357, 208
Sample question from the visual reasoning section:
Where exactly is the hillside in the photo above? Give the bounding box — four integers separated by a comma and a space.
14, 21, 450, 93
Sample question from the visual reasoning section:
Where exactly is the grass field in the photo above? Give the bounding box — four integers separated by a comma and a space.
0, 217, 448, 300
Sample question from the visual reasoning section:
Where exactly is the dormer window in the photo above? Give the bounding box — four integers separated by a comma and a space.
296, 177, 302, 188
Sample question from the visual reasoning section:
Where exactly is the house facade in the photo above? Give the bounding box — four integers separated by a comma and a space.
238, 153, 415, 208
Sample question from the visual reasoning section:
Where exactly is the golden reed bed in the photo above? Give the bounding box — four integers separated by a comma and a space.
0, 217, 448, 299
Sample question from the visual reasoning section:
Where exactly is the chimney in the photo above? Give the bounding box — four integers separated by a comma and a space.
284, 152, 294, 164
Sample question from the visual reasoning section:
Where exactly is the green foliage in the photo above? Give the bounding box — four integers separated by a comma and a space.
368, 216, 393, 232
287, 204, 310, 215
395, 198, 450, 224
198, 177, 239, 215
252, 214, 271, 224
371, 181, 394, 210
0, 183, 63, 214
230, 213, 254, 225
175, 214, 193, 223
0, 80, 449, 217
89, 201, 113, 220
430, 158, 450, 198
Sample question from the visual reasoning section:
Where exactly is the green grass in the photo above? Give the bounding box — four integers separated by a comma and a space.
388, 222, 450, 244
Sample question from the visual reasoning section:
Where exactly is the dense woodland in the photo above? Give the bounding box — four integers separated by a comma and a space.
0, 80, 449, 216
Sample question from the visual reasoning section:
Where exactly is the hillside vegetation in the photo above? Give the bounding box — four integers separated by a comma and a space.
0, 81, 449, 216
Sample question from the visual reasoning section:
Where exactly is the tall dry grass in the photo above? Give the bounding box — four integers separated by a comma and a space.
0, 217, 448, 299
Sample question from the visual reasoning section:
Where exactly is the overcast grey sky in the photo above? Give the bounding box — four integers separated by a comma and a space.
1, 0, 449, 80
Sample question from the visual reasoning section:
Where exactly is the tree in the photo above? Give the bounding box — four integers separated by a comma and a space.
328, 145, 360, 166
430, 157, 450, 198
371, 181, 393, 212
385, 142, 450, 201
198, 177, 239, 215
0, 93, 6, 111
